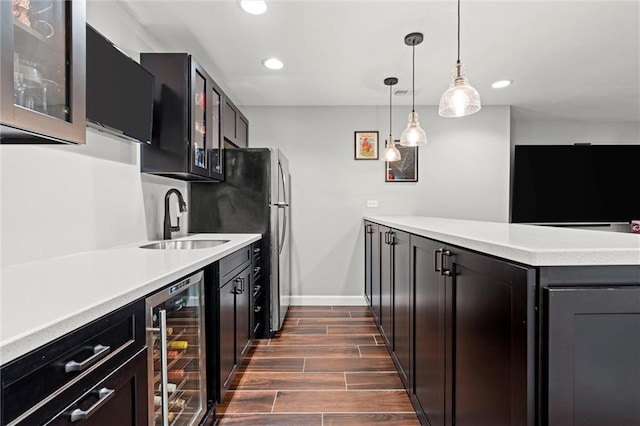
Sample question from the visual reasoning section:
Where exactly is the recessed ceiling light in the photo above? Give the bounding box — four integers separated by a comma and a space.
240, 1, 267, 15
262, 58, 283, 70
491, 80, 513, 89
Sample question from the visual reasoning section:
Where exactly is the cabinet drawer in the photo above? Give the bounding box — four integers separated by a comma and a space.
1, 300, 145, 425
220, 245, 252, 286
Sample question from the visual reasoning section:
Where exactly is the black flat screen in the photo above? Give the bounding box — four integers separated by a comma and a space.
86, 25, 153, 144
511, 145, 640, 223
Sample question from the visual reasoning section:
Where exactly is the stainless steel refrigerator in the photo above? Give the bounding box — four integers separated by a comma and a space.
190, 148, 291, 334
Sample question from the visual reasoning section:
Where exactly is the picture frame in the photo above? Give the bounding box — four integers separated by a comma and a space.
354, 131, 379, 160
386, 143, 418, 182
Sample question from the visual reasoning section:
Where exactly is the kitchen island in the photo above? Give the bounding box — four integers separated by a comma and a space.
364, 216, 640, 426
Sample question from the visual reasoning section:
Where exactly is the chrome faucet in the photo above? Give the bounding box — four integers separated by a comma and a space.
163, 188, 188, 240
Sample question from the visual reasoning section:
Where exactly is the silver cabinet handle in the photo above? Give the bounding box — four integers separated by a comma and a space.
69, 387, 115, 422
274, 202, 289, 207
65, 344, 111, 373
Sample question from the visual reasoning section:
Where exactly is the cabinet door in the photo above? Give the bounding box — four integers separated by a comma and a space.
391, 229, 411, 387
379, 226, 393, 347
189, 58, 212, 178
222, 98, 236, 144
449, 247, 530, 426
237, 114, 248, 148
370, 223, 381, 324
0, 0, 85, 144
364, 222, 373, 306
412, 236, 446, 426
236, 267, 252, 361
209, 81, 224, 180
545, 286, 640, 426
47, 349, 148, 426
218, 280, 236, 401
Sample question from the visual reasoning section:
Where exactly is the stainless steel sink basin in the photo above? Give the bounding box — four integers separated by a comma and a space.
140, 239, 230, 250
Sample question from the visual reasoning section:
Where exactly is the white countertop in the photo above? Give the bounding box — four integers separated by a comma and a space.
365, 216, 640, 267
0, 233, 260, 365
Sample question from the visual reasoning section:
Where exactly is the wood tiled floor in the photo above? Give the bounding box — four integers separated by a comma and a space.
216, 306, 420, 425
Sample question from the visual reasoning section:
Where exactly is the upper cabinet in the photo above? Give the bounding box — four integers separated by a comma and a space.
0, 0, 86, 144
140, 53, 224, 181
223, 96, 248, 148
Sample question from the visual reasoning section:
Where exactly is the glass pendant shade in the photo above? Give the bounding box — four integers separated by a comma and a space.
399, 112, 427, 147
439, 67, 481, 118
381, 138, 401, 162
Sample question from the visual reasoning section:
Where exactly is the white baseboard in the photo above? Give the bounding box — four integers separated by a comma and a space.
289, 295, 367, 306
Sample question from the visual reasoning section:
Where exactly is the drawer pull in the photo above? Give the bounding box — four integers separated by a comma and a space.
65, 345, 111, 373
253, 247, 261, 253
69, 387, 115, 422
254, 266, 261, 274
254, 306, 262, 313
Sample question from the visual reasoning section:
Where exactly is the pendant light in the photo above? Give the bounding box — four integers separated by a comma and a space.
399, 32, 427, 147
381, 77, 401, 162
438, 0, 481, 118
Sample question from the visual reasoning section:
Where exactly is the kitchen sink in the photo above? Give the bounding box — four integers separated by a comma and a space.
140, 239, 230, 250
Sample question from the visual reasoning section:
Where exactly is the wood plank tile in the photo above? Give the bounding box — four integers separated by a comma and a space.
272, 390, 413, 413
288, 306, 334, 312
286, 311, 353, 319
217, 414, 323, 425
277, 326, 327, 335
345, 372, 404, 390
323, 413, 421, 425
304, 357, 396, 373
297, 318, 375, 326
217, 391, 277, 414
252, 339, 270, 347
251, 346, 361, 358
231, 372, 346, 390
327, 325, 379, 335
358, 345, 390, 358
269, 335, 376, 346
240, 357, 305, 372
374, 335, 385, 345
349, 311, 373, 318
331, 306, 371, 312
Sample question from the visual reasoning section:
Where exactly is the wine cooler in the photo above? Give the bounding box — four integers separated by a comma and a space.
146, 271, 207, 426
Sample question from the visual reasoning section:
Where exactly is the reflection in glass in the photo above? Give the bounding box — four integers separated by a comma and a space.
193, 72, 207, 169
211, 89, 221, 173
12, 0, 69, 121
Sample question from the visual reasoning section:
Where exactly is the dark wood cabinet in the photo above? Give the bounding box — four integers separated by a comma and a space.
251, 243, 265, 338
218, 274, 236, 400
236, 266, 252, 360
140, 53, 224, 181
411, 236, 446, 426
379, 225, 393, 347
391, 229, 411, 387
544, 285, 640, 426
222, 97, 248, 148
1, 0, 86, 144
364, 222, 381, 323
0, 301, 146, 426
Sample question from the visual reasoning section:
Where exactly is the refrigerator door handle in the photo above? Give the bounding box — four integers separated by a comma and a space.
278, 160, 289, 255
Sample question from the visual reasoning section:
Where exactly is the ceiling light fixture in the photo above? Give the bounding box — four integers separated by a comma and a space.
240, 0, 267, 15
262, 57, 283, 70
399, 32, 427, 147
439, 0, 481, 118
381, 77, 401, 162
491, 79, 513, 89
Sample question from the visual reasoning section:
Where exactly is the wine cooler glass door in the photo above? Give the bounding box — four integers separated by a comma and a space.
147, 272, 207, 426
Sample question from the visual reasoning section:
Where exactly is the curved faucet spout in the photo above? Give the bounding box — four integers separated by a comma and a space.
164, 188, 187, 240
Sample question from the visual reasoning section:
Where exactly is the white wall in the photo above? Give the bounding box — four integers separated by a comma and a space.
0, 2, 189, 267
243, 105, 510, 303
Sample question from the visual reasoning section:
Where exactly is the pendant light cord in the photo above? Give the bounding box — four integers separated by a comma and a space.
457, 0, 461, 64
412, 44, 416, 113
389, 84, 393, 137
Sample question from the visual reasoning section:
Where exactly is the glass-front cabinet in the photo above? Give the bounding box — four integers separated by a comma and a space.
0, 0, 86, 144
140, 53, 224, 181
146, 271, 207, 426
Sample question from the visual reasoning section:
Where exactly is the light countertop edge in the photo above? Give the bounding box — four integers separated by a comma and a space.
364, 216, 640, 267
0, 233, 261, 365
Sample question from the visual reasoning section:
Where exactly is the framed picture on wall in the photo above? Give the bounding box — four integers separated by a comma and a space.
354, 131, 379, 160
386, 144, 418, 182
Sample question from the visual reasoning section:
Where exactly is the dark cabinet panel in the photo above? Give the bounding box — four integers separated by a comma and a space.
391, 229, 411, 387
364, 222, 382, 323
545, 286, 640, 426
411, 235, 446, 426
1, 0, 86, 144
364, 222, 373, 306
218, 278, 236, 399
379, 225, 393, 347
140, 53, 223, 181
222, 97, 248, 148
236, 267, 252, 359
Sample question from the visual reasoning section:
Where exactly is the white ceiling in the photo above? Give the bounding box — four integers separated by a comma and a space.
120, 0, 639, 122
